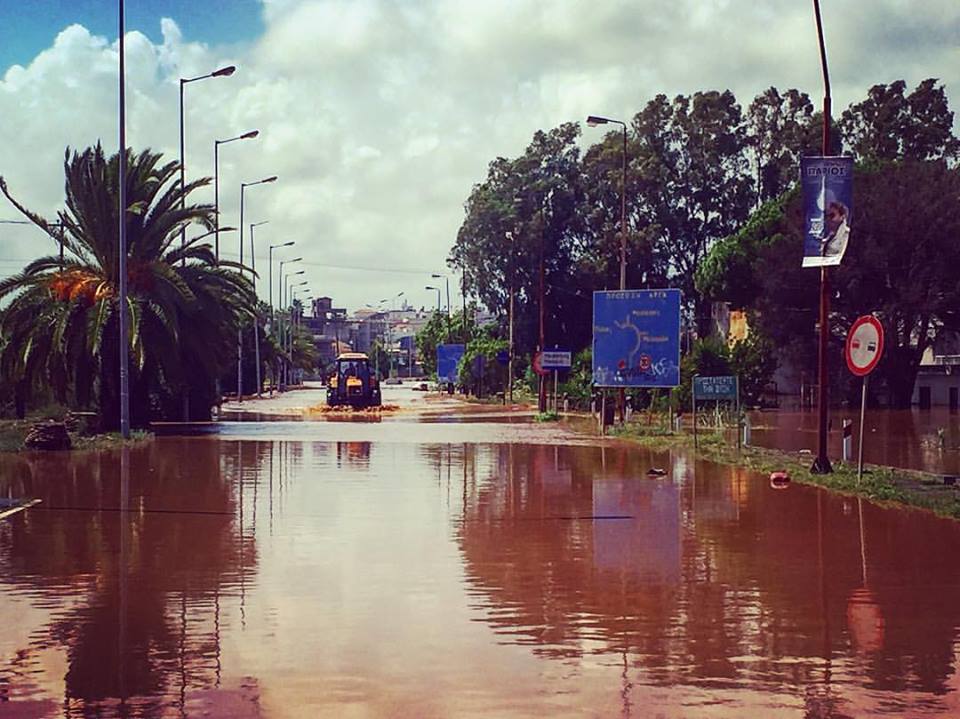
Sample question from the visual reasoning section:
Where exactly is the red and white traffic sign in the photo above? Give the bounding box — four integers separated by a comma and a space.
531, 352, 549, 376
845, 315, 884, 377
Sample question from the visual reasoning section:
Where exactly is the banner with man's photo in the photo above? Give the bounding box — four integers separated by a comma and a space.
801, 156, 853, 268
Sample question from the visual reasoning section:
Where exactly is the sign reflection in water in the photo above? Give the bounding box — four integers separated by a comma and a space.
0, 432, 959, 717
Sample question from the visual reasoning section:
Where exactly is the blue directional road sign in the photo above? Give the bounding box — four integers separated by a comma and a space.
436, 343, 465, 384
592, 289, 681, 388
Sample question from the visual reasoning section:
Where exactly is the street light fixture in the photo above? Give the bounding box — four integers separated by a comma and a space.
214, 129, 259, 261
237, 175, 277, 402
587, 113, 629, 424
585, 115, 628, 291
431, 272, 451, 339
270, 242, 295, 312
249, 220, 269, 395
425, 285, 441, 314
118, 0, 129, 437
179, 64, 236, 264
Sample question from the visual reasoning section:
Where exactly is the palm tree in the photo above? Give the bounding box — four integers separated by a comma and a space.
0, 143, 256, 427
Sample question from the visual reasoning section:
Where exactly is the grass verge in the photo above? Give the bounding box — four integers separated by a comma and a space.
612, 423, 960, 520
0, 420, 152, 453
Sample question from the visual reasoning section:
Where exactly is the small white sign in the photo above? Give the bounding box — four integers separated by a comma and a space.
540, 351, 572, 370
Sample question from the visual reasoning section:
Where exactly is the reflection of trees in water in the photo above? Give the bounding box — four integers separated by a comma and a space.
454, 443, 960, 707
0, 438, 283, 714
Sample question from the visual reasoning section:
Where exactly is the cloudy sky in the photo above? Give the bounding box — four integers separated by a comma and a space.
1, 0, 958, 313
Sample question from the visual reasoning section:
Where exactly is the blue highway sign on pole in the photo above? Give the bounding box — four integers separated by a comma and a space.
436, 343, 465, 384
592, 289, 681, 388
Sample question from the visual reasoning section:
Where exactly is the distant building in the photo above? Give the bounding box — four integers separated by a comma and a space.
303, 297, 351, 369
913, 332, 960, 409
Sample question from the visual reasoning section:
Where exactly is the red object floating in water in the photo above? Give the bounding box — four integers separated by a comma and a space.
770, 471, 791, 489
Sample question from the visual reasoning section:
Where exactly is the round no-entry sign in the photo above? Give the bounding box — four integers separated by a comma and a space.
845, 315, 884, 376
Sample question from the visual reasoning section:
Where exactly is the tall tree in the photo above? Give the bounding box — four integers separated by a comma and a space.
0, 144, 256, 426
451, 123, 585, 353
840, 79, 959, 162
698, 160, 960, 407
632, 91, 755, 333
746, 87, 819, 203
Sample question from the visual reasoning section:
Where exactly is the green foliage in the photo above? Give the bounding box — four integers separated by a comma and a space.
368, 339, 390, 380
534, 410, 560, 422
558, 348, 593, 408
699, 156, 960, 408
457, 327, 507, 395
415, 306, 474, 378
675, 335, 776, 408
0, 143, 256, 426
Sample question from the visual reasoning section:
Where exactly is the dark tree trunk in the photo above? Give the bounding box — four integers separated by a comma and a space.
884, 344, 922, 409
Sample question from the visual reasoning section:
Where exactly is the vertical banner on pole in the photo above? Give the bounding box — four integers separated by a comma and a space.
801, 157, 853, 268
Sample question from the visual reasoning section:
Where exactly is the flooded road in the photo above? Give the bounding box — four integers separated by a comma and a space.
747, 407, 960, 476
2, 389, 960, 717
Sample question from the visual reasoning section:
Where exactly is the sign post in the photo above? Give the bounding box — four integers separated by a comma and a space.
540, 350, 571, 414
692, 376, 739, 450
845, 315, 884, 483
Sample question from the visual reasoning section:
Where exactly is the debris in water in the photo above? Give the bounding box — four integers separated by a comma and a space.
770, 471, 791, 489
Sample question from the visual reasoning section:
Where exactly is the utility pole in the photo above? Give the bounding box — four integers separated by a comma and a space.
811, 0, 833, 474
508, 284, 514, 403
538, 206, 547, 414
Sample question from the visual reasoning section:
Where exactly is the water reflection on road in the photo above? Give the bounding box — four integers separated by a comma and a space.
1, 415, 960, 717
748, 407, 960, 475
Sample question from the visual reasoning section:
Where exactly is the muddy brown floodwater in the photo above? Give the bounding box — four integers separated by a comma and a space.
747, 407, 960, 476
2, 395, 960, 717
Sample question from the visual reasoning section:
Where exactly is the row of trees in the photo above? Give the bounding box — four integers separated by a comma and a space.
0, 144, 316, 428
449, 79, 959, 407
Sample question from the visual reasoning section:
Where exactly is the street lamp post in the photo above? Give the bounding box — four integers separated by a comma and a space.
270, 243, 295, 314
587, 114, 629, 422
586, 115, 628, 289
118, 0, 130, 438
278, 259, 302, 390
431, 273, 450, 338
250, 221, 269, 396
179, 64, 235, 266
237, 176, 277, 403
283, 272, 306, 386
425, 286, 442, 315
290, 282, 309, 386
811, 0, 833, 474
214, 130, 258, 262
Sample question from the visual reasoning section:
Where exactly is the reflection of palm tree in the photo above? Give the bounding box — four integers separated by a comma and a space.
0, 439, 265, 709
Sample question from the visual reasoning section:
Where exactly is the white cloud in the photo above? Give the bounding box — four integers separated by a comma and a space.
1, 0, 958, 311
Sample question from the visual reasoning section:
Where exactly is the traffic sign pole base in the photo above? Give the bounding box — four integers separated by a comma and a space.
810, 455, 833, 475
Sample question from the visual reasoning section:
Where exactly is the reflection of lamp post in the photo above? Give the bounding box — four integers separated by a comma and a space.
214, 130, 258, 262
236, 176, 277, 403
180, 64, 236, 264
